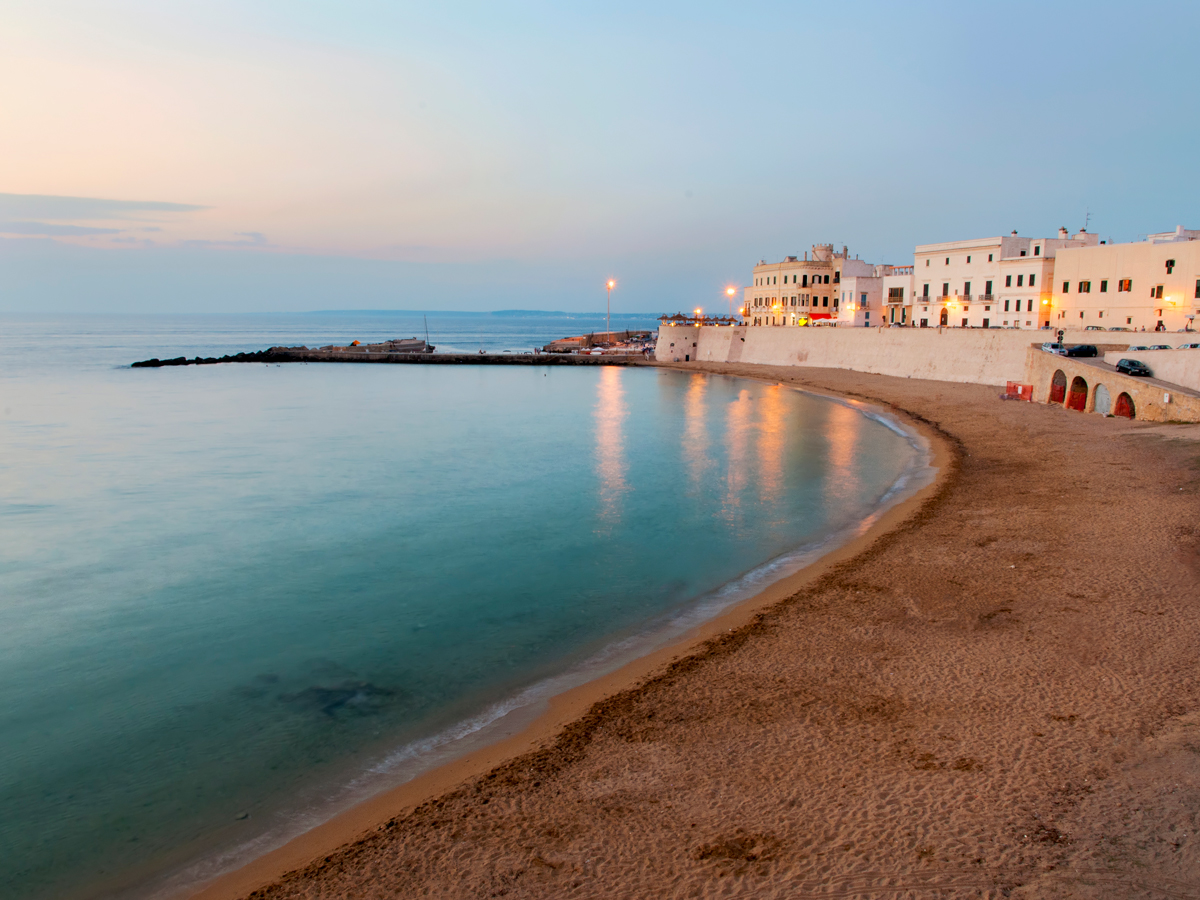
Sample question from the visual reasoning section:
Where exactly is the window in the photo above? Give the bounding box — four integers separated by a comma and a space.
945, 257, 949, 265
833, 272, 840, 284
888, 287, 904, 301
922, 283, 930, 297
962, 318, 968, 327
1029, 274, 1036, 287
1166, 259, 1175, 274
861, 293, 867, 305
967, 256, 972, 263
1034, 245, 1041, 256
802, 275, 808, 287
964, 281, 971, 296
1127, 317, 1132, 324
988, 253, 993, 262
1099, 311, 1104, 318
822, 297, 828, 307
824, 275, 830, 284
925, 259, 930, 267
1079, 281, 1091, 293
1020, 250, 1026, 257
1027, 299, 1033, 312
1005, 275, 1012, 287
1118, 279, 1131, 292
1195, 279, 1200, 299
1153, 285, 1164, 299
1063, 281, 1070, 293
985, 280, 993, 296
1017, 275, 1024, 287
1004, 299, 1010, 312
1100, 280, 1107, 292
985, 305, 990, 311
920, 318, 928, 327
942, 283, 949, 296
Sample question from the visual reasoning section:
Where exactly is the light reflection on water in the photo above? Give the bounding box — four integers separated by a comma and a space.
594, 366, 628, 525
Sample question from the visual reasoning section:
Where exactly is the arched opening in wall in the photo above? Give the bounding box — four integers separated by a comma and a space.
1114, 392, 1135, 419
1049, 369, 1067, 404
1067, 376, 1088, 411
939, 309, 948, 327
1093, 384, 1111, 415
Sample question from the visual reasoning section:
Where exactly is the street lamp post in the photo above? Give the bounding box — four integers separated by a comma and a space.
606, 280, 615, 344
726, 286, 736, 319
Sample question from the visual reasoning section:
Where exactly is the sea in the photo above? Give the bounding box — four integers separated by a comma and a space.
0, 312, 929, 900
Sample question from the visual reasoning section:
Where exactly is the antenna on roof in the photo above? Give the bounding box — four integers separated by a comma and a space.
1082, 208, 1091, 232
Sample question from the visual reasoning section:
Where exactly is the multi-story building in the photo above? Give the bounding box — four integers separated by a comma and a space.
1049, 226, 1200, 332
742, 244, 846, 326
740, 225, 1198, 331
903, 228, 1096, 329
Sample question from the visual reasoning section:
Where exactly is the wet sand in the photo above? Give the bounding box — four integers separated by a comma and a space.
196, 364, 1200, 900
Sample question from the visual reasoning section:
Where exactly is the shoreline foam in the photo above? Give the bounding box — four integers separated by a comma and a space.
174, 373, 948, 900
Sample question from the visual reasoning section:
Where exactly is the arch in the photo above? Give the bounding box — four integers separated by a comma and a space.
939, 308, 948, 327
1049, 369, 1067, 404
1093, 383, 1111, 416
1114, 392, 1135, 419
1066, 375, 1088, 411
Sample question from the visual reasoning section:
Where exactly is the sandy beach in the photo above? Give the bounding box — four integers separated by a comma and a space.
194, 363, 1200, 900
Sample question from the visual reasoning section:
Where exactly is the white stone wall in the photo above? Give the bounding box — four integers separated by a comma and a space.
656, 324, 1141, 386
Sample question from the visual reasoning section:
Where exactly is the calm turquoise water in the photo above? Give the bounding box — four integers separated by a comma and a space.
0, 315, 923, 900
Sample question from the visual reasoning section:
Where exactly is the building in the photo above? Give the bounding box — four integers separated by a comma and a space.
1048, 226, 1200, 332
903, 228, 1097, 329
743, 244, 846, 326
837, 262, 906, 328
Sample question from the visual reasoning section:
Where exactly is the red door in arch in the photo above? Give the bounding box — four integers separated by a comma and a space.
1114, 392, 1135, 419
1066, 376, 1088, 411
1049, 370, 1067, 404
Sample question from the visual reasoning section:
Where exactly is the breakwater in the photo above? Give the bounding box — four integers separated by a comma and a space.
132, 348, 649, 367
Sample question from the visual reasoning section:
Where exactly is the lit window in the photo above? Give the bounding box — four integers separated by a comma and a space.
1079, 281, 1091, 293
1118, 279, 1131, 292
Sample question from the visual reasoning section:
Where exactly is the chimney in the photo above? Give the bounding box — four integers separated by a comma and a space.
1058, 227, 1068, 239
1011, 230, 1018, 236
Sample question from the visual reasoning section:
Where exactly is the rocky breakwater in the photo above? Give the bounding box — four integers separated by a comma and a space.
133, 346, 649, 367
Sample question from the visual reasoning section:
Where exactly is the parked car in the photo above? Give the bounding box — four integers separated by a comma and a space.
1064, 344, 1098, 358
1084, 325, 1105, 331
1178, 343, 1200, 350
1148, 344, 1172, 350
1107, 327, 1132, 332
1115, 359, 1152, 376
1128, 345, 1149, 351
1040, 342, 1067, 354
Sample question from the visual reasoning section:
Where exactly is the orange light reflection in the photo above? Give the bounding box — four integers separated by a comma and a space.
594, 366, 628, 524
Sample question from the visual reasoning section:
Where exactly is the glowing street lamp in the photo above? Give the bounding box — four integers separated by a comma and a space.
726, 286, 736, 318
606, 279, 615, 343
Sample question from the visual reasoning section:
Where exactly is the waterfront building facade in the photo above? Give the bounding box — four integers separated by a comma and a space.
743, 244, 846, 326
1049, 227, 1200, 332
741, 226, 1197, 331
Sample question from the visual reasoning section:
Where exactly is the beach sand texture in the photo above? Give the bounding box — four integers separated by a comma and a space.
213, 365, 1200, 900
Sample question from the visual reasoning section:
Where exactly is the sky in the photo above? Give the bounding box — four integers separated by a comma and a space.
2, 0, 1198, 314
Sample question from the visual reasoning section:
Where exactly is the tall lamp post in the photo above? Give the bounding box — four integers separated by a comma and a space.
606, 279, 615, 344
726, 286, 736, 319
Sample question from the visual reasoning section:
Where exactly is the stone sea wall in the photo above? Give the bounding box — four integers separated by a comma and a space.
657, 325, 1134, 387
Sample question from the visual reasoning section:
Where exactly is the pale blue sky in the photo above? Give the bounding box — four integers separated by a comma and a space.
2, 0, 1197, 313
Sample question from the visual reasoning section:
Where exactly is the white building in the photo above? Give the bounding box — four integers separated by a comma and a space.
903, 228, 1097, 329
1049, 226, 1200, 332
743, 244, 846, 326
